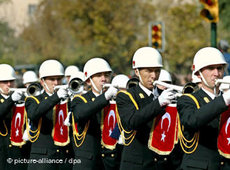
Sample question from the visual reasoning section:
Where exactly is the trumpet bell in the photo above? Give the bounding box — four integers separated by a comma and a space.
182, 82, 199, 94
27, 82, 43, 96
69, 78, 83, 93
126, 77, 139, 89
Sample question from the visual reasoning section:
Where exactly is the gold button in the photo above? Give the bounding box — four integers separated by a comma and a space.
9, 144, 12, 148
57, 149, 59, 152
66, 150, 69, 153
111, 154, 114, 157
101, 145, 104, 149
221, 161, 224, 165
102, 154, 105, 157
154, 158, 157, 162
164, 157, 167, 161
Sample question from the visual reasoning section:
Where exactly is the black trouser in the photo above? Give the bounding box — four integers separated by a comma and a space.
6, 142, 31, 170
27, 146, 73, 170
101, 144, 123, 170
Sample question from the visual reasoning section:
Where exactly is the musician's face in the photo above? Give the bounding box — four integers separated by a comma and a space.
41, 76, 63, 94
89, 72, 111, 94
198, 64, 225, 93
0, 80, 15, 95
135, 67, 161, 90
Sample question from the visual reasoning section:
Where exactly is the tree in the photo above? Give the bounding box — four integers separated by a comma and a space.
19, 0, 156, 74
0, 21, 18, 64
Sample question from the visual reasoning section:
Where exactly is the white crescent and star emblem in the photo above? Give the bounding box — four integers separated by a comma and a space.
58, 110, 64, 125
15, 112, 21, 137
108, 110, 116, 136
15, 112, 21, 128
160, 112, 171, 142
225, 117, 230, 145
58, 110, 64, 135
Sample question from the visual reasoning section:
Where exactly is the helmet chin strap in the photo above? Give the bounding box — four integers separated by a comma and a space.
42, 78, 53, 95
0, 88, 4, 94
90, 78, 101, 94
199, 71, 218, 96
137, 69, 144, 85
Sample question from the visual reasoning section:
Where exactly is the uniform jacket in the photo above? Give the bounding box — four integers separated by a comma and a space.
0, 94, 14, 145
116, 85, 174, 170
177, 88, 228, 170
25, 91, 71, 152
71, 90, 109, 169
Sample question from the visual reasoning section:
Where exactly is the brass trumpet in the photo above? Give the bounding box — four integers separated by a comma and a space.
9, 88, 27, 93
102, 83, 119, 91
10, 82, 43, 96
126, 77, 139, 89
153, 81, 183, 93
153, 80, 198, 96
215, 79, 230, 85
54, 78, 84, 94
27, 82, 43, 96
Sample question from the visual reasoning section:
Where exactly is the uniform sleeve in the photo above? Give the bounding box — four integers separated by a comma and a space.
25, 93, 60, 121
116, 91, 163, 130
71, 93, 109, 122
0, 97, 14, 118
177, 95, 228, 131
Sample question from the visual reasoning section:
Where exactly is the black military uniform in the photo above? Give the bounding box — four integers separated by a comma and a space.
71, 90, 121, 170
0, 94, 31, 170
25, 91, 73, 170
116, 85, 178, 170
177, 88, 229, 170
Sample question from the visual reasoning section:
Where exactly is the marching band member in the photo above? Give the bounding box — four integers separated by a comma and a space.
22, 70, 38, 88
116, 47, 177, 170
71, 58, 118, 170
64, 65, 80, 84
155, 69, 173, 94
25, 59, 73, 170
0, 64, 29, 170
101, 74, 130, 170
192, 70, 202, 88
177, 47, 230, 169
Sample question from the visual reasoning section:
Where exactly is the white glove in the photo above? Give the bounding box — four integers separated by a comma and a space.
57, 88, 68, 99
105, 86, 118, 100
11, 90, 23, 102
64, 112, 71, 126
223, 89, 230, 105
158, 88, 175, 106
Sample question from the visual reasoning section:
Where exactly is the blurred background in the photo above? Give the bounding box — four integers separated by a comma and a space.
0, 0, 229, 85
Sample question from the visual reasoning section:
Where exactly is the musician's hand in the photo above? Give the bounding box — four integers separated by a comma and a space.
223, 89, 230, 105
105, 86, 118, 100
158, 88, 175, 106
11, 90, 23, 102
57, 88, 68, 100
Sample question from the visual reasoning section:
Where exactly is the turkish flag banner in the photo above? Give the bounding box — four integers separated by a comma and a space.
11, 103, 26, 146
101, 100, 118, 150
148, 104, 178, 155
52, 101, 69, 146
218, 106, 230, 158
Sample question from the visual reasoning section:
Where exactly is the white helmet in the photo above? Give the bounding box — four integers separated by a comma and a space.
192, 71, 201, 83
39, 59, 64, 79
132, 47, 163, 69
0, 64, 16, 81
65, 65, 80, 77
193, 47, 227, 74
219, 76, 230, 91
158, 69, 172, 82
112, 74, 129, 89
70, 71, 85, 82
83, 58, 112, 81
23, 71, 38, 84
